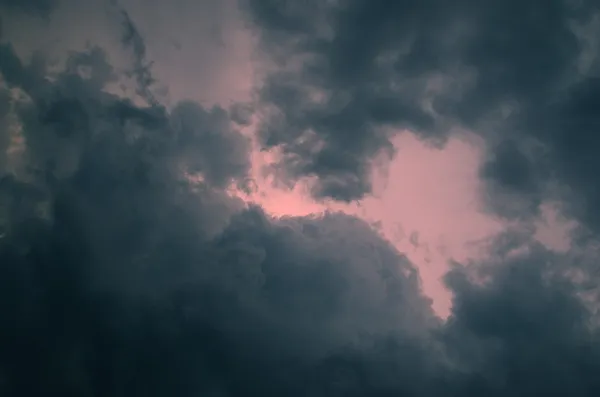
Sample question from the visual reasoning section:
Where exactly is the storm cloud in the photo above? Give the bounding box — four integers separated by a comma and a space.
1, 1, 600, 396
0, 0, 58, 17
244, 0, 600, 225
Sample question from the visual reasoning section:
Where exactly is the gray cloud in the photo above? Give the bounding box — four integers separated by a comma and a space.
1, 2, 600, 397
442, 244, 600, 395
244, 0, 600, 229
0, 0, 58, 17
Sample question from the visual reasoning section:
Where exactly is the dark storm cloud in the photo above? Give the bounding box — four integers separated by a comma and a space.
0, 36, 438, 392
443, 243, 600, 396
0, 0, 58, 17
2, 3, 600, 397
243, 0, 600, 225
478, 138, 547, 221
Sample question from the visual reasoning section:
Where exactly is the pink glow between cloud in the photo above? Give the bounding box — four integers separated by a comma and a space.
240, 128, 575, 317
243, 132, 505, 317
6, 0, 574, 318
146, 5, 575, 318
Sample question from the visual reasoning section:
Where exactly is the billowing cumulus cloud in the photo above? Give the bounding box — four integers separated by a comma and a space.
1, 1, 600, 397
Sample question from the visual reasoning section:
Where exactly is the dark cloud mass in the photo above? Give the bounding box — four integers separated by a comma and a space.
1, 1, 600, 396
0, 0, 58, 17
244, 0, 600, 225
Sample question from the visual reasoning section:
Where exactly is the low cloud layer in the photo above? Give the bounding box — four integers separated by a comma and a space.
1, 1, 600, 396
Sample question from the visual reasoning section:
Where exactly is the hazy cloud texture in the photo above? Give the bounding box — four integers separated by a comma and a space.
1, 1, 600, 396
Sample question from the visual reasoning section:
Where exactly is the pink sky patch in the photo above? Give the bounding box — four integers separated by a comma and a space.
2, 0, 576, 318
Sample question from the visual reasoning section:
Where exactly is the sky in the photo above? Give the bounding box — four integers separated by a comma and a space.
0, 0, 599, 396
